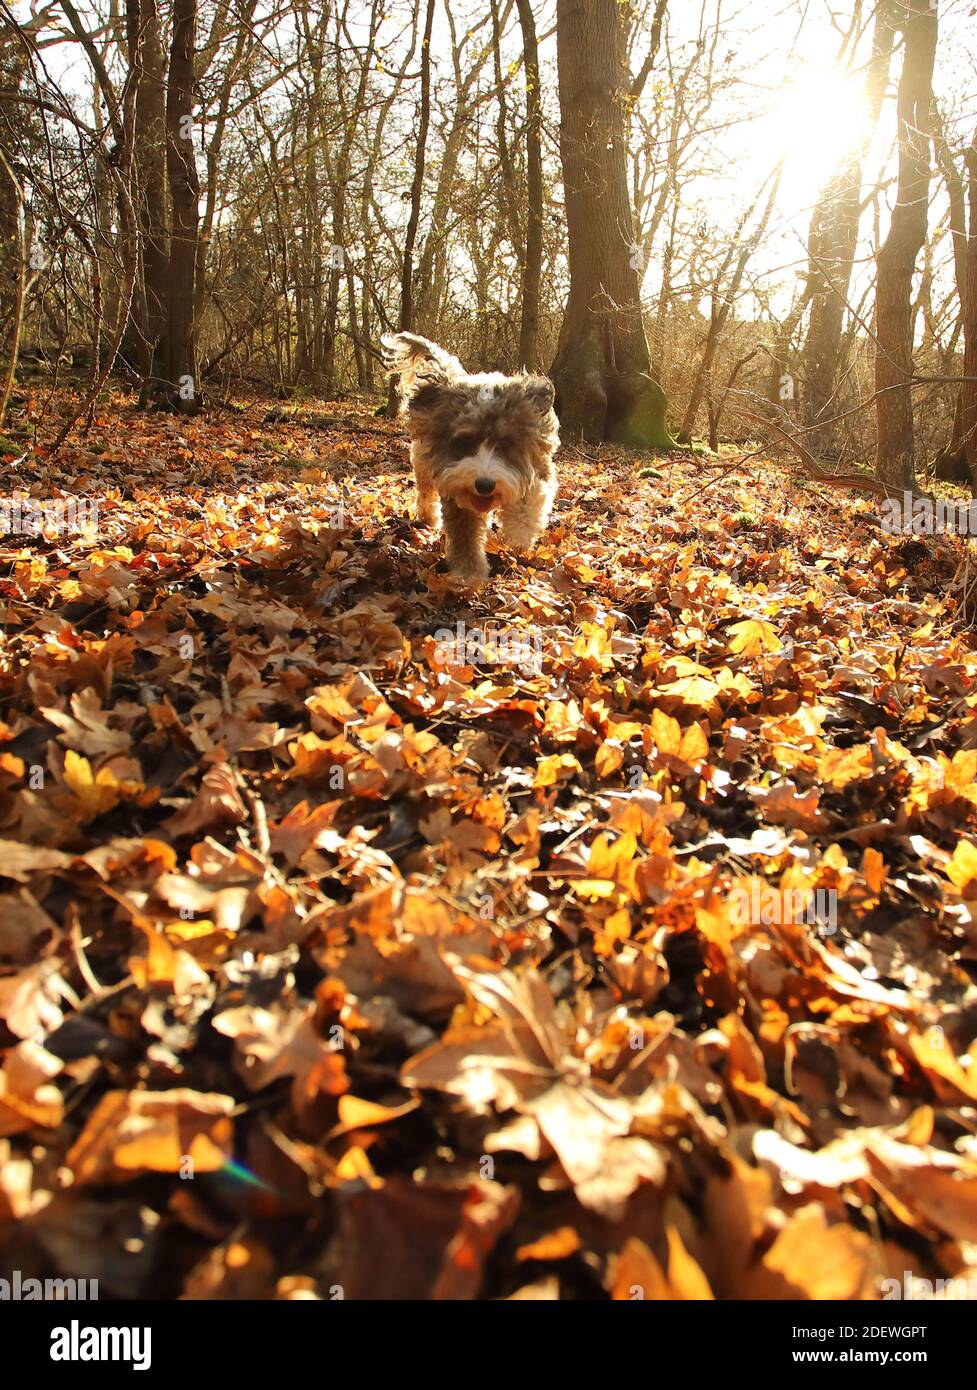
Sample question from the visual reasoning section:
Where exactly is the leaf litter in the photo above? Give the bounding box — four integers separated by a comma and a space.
1, 391, 977, 1298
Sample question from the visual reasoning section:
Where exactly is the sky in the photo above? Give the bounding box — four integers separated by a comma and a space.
13, 0, 977, 332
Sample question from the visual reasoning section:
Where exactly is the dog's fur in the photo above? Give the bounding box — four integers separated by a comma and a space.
382, 333, 559, 581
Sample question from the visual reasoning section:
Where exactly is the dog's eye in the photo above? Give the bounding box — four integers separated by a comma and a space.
450, 434, 478, 458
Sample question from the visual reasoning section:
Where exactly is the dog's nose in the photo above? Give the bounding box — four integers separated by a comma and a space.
474, 478, 495, 496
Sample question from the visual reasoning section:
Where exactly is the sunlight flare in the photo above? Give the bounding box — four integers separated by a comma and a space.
771, 67, 871, 202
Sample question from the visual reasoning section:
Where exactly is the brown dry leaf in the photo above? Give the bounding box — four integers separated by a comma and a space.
212, 1002, 348, 1111
664, 1225, 715, 1299
594, 740, 625, 778
41, 687, 132, 756
728, 618, 782, 657
608, 1229, 713, 1300
863, 847, 888, 895
744, 1205, 879, 1300
155, 874, 252, 934
657, 673, 722, 717
329, 1094, 418, 1138
0, 960, 68, 1039
334, 1176, 517, 1300
403, 961, 668, 1218
650, 708, 709, 765
906, 1027, 977, 1104
0, 840, 72, 883
700, 1153, 775, 1296
534, 752, 582, 787
752, 782, 831, 831
609, 1237, 673, 1300
946, 839, 977, 895
865, 1134, 977, 1243
267, 800, 341, 867
59, 750, 141, 819
66, 1089, 235, 1185
0, 1040, 64, 1136
0, 890, 60, 964
165, 762, 248, 836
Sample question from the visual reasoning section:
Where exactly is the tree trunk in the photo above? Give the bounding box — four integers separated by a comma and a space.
933, 113, 970, 481
0, 149, 25, 430
193, 0, 257, 331
126, 0, 169, 397
413, 10, 494, 334
802, 3, 894, 447
874, 1, 937, 489
963, 135, 977, 488
398, 0, 434, 337
0, 39, 27, 398
163, 0, 201, 409
386, 0, 435, 415
550, 0, 672, 448
515, 0, 542, 371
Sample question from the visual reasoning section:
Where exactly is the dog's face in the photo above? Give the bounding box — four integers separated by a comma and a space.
408, 373, 559, 515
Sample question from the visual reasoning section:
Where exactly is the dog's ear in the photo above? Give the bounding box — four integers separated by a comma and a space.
381, 333, 465, 407
524, 376, 556, 413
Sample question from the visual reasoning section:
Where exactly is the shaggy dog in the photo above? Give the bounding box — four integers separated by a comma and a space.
382, 332, 559, 582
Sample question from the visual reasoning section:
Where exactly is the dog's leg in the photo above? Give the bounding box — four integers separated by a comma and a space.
442, 498, 489, 581
416, 481, 441, 529
499, 475, 555, 552
412, 450, 441, 529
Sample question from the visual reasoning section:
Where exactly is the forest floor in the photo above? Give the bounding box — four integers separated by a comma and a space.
3, 384, 977, 1299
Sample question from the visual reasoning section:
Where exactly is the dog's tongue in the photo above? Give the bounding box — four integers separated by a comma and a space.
471, 494, 495, 514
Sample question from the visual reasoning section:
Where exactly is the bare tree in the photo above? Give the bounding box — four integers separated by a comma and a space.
515, 0, 542, 371
550, 0, 672, 447
0, 145, 26, 428
802, 0, 895, 448
874, 0, 937, 488
962, 130, 977, 486
397, 0, 435, 341
386, 0, 435, 413
163, 0, 201, 408
125, 0, 168, 398
680, 163, 783, 441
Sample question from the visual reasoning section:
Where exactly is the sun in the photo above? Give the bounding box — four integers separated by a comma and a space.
770, 68, 871, 204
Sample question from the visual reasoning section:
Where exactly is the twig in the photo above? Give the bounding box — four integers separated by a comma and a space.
67, 902, 102, 996
736, 409, 977, 536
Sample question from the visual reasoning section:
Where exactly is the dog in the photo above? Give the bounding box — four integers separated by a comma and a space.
382, 332, 559, 582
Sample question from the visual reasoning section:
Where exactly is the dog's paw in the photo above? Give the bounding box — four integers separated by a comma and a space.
447, 557, 490, 585
499, 494, 551, 551
499, 526, 540, 554
500, 528, 540, 554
